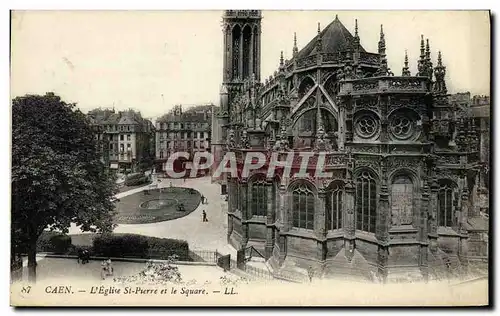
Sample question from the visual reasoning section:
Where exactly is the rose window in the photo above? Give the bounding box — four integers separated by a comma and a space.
390, 116, 414, 140
355, 115, 379, 138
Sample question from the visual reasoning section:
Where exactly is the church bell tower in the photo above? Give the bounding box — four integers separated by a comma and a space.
221, 10, 262, 104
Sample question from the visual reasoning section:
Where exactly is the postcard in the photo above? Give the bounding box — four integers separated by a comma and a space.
10, 10, 490, 307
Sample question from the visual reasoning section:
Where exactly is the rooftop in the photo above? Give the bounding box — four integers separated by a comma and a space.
296, 15, 366, 59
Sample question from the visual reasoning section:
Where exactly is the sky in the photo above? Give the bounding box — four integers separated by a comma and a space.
10, 10, 490, 119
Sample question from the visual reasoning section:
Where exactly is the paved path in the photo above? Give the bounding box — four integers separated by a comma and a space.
68, 177, 237, 257
21, 257, 227, 284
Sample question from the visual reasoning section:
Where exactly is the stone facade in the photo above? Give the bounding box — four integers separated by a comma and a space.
88, 108, 154, 172
212, 11, 488, 281
155, 104, 213, 173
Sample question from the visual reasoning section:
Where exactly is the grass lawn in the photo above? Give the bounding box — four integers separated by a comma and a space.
115, 187, 202, 224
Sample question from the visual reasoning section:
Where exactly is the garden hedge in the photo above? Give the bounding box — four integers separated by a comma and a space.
92, 234, 190, 261
37, 231, 72, 254
125, 173, 149, 186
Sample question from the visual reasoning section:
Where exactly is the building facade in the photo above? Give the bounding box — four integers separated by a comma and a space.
88, 108, 154, 172
212, 11, 488, 281
155, 104, 213, 174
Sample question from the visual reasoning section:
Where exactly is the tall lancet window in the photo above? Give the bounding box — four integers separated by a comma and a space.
251, 178, 267, 217
253, 27, 259, 76
242, 25, 252, 79
291, 182, 315, 230
326, 182, 344, 230
355, 170, 377, 233
232, 25, 241, 79
391, 175, 414, 226
438, 180, 455, 227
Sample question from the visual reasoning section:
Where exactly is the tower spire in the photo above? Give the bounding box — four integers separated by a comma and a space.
433, 51, 447, 94
280, 51, 284, 68
316, 22, 322, 52
293, 32, 298, 56
425, 38, 433, 79
378, 25, 385, 55
353, 19, 360, 49
417, 34, 426, 76
376, 24, 391, 76
402, 50, 411, 76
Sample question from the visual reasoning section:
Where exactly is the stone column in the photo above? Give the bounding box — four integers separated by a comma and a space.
316, 189, 327, 261
458, 184, 470, 273
265, 182, 274, 259
256, 28, 261, 82
420, 182, 430, 241
228, 28, 233, 81
377, 246, 389, 283
429, 179, 439, 252
241, 180, 249, 247
344, 179, 356, 260
239, 33, 244, 80
278, 184, 288, 263
338, 101, 346, 150
249, 29, 254, 78
378, 158, 390, 243
223, 27, 228, 82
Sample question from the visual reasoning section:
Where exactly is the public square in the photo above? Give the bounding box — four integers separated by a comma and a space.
67, 176, 237, 256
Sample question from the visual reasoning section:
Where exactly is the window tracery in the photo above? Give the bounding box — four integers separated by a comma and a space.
291, 183, 315, 230
355, 114, 379, 139
326, 182, 344, 230
251, 179, 267, 217
438, 180, 455, 227
355, 170, 377, 233
391, 175, 413, 226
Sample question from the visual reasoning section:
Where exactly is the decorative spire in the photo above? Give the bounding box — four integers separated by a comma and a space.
280, 51, 284, 67
335, 14, 339, 20
378, 25, 385, 55
375, 24, 392, 76
353, 19, 360, 49
417, 34, 426, 76
425, 38, 433, 79
402, 50, 411, 76
293, 32, 298, 56
433, 51, 447, 94
316, 22, 322, 52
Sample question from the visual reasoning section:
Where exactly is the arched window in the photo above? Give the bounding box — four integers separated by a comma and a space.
242, 25, 252, 79
438, 180, 455, 227
355, 170, 377, 233
391, 175, 414, 226
251, 179, 267, 217
232, 25, 241, 79
291, 182, 315, 230
326, 182, 344, 230
298, 77, 315, 100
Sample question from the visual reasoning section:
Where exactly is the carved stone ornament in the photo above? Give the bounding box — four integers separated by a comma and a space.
386, 157, 421, 171
353, 81, 378, 91
355, 158, 379, 173
240, 129, 250, 149
226, 128, 236, 148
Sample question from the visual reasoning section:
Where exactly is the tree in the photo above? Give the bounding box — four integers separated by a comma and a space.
11, 93, 118, 282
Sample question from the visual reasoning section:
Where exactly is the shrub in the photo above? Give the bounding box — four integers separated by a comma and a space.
37, 231, 72, 254
92, 234, 190, 261
125, 174, 149, 186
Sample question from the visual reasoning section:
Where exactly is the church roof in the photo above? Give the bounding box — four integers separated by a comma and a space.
296, 15, 366, 59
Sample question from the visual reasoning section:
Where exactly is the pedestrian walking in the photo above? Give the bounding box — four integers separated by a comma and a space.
202, 210, 208, 222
